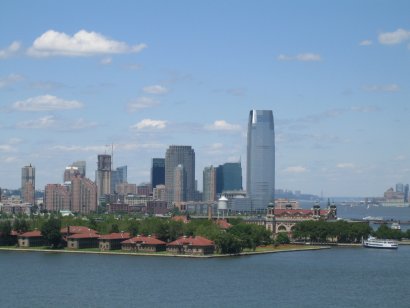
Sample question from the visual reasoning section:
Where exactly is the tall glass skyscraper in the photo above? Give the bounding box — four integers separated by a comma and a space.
165, 146, 195, 203
246, 110, 275, 209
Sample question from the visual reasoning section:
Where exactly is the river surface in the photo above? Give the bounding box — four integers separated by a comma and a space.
1, 246, 409, 308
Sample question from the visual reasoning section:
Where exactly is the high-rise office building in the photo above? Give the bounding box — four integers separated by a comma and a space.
396, 183, 404, 193
404, 184, 409, 203
165, 145, 195, 203
216, 162, 242, 194
95, 154, 111, 201
72, 160, 86, 177
111, 165, 127, 193
173, 164, 186, 203
151, 158, 165, 189
21, 164, 35, 204
246, 110, 275, 209
203, 166, 217, 201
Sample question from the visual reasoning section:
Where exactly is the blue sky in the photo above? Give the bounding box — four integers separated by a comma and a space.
0, 0, 409, 197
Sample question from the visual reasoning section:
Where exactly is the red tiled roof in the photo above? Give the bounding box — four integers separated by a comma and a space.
121, 235, 166, 245
67, 232, 100, 239
60, 226, 98, 234
216, 219, 232, 229
167, 236, 214, 247
171, 216, 190, 223
99, 232, 131, 240
18, 230, 42, 238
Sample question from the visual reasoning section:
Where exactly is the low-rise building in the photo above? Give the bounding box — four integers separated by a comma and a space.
99, 232, 130, 250
166, 236, 215, 255
18, 230, 47, 247
121, 235, 166, 253
67, 232, 100, 249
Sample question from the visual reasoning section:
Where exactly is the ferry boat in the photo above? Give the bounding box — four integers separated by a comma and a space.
363, 236, 398, 249
391, 222, 401, 230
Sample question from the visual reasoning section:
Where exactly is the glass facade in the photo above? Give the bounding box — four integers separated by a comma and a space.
215, 162, 242, 193
246, 110, 275, 209
151, 158, 165, 189
165, 146, 195, 203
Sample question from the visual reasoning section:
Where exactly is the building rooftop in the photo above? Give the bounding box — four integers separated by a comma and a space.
168, 236, 214, 247
99, 232, 131, 240
121, 235, 166, 245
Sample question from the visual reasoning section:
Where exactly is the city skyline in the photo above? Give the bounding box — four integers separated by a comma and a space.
1, 1, 409, 196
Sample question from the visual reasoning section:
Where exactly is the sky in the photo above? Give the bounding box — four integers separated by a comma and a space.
0, 0, 409, 197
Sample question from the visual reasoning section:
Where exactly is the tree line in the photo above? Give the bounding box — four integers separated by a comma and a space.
291, 220, 410, 243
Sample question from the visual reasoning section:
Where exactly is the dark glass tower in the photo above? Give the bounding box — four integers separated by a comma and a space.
216, 162, 242, 194
246, 110, 275, 209
151, 158, 165, 188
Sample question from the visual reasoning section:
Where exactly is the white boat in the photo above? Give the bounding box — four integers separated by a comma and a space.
391, 223, 401, 230
363, 236, 398, 249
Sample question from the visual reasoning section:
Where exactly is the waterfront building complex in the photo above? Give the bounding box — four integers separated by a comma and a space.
246, 110, 275, 210
21, 164, 35, 204
165, 146, 195, 204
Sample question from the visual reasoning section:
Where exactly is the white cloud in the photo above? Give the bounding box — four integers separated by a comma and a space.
17, 115, 56, 129
127, 97, 159, 112
130, 119, 167, 130
3, 156, 18, 163
0, 74, 24, 88
378, 28, 410, 45
12, 94, 83, 111
69, 118, 98, 130
100, 57, 112, 65
117, 143, 165, 150
27, 29, 147, 57
143, 85, 168, 94
284, 166, 307, 173
124, 63, 141, 70
277, 53, 321, 62
205, 120, 241, 131
394, 155, 406, 161
51, 145, 107, 152
362, 84, 400, 92
0, 41, 21, 59
336, 163, 355, 169
0, 144, 15, 152
359, 40, 372, 46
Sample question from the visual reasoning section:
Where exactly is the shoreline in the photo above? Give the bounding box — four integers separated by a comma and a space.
0, 245, 330, 258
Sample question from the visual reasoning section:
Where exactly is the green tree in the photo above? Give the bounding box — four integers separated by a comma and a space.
127, 220, 140, 236
275, 232, 290, 244
0, 221, 13, 245
13, 219, 29, 233
216, 233, 243, 254
41, 218, 62, 248
110, 223, 120, 233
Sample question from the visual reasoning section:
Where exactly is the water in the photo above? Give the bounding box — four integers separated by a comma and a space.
1, 246, 410, 307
